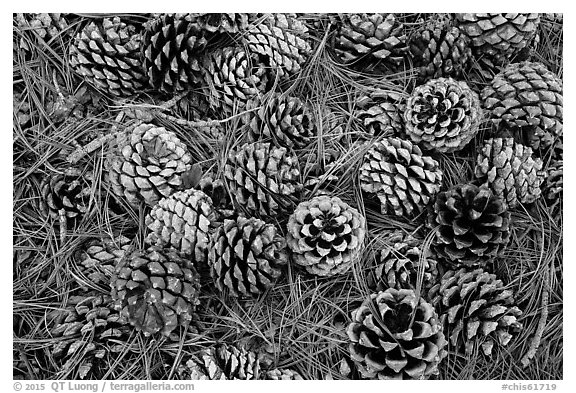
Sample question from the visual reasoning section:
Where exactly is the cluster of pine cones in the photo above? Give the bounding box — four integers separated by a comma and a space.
14, 13, 562, 380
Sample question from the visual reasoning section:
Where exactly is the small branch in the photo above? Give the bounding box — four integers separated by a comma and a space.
66, 111, 125, 164
520, 268, 550, 368
58, 209, 67, 244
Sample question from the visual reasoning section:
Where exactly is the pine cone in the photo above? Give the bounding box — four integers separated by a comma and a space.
203, 47, 272, 114
224, 142, 301, 218
265, 368, 304, 380
544, 158, 562, 203
49, 293, 131, 379
347, 289, 447, 380
106, 123, 192, 209
40, 167, 95, 223
142, 13, 208, 93
368, 231, 439, 297
178, 344, 260, 380
404, 77, 482, 153
194, 174, 235, 221
474, 138, 545, 208
408, 19, 473, 82
209, 216, 287, 297
481, 61, 563, 152
359, 137, 443, 217
112, 246, 201, 337
145, 189, 216, 263
243, 93, 317, 149
191, 13, 253, 34
455, 13, 540, 66
75, 235, 133, 287
333, 13, 408, 71
287, 195, 366, 277
69, 17, 146, 97
244, 13, 312, 80
15, 13, 69, 52
429, 267, 523, 356
354, 90, 405, 137
428, 183, 511, 267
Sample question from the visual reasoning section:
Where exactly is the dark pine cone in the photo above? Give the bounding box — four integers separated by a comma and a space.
428, 183, 511, 267
347, 288, 447, 379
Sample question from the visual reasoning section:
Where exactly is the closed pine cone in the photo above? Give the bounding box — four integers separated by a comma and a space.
474, 137, 545, 209
455, 13, 540, 66
429, 267, 523, 356
481, 61, 563, 152
69, 17, 146, 97
224, 141, 302, 218
359, 137, 443, 217
209, 216, 288, 297
48, 292, 131, 379
404, 77, 482, 153
145, 189, 216, 263
178, 344, 260, 380
428, 183, 511, 267
112, 246, 201, 337
287, 195, 366, 277
106, 123, 192, 209
347, 289, 447, 379
543, 158, 562, 203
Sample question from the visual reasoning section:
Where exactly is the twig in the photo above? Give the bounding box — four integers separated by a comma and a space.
66, 111, 125, 164
58, 209, 67, 244
520, 268, 550, 368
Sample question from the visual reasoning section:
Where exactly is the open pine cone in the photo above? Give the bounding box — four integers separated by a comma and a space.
191, 13, 253, 34
203, 46, 272, 114
69, 17, 146, 97
428, 183, 511, 267
359, 137, 443, 217
15, 13, 69, 53
287, 195, 366, 277
354, 90, 405, 137
209, 216, 288, 297
178, 344, 260, 380
368, 231, 439, 297
333, 13, 408, 72
244, 13, 312, 80
429, 267, 523, 356
224, 141, 301, 218
544, 158, 563, 203
243, 93, 317, 149
474, 137, 545, 208
145, 189, 216, 263
75, 235, 133, 287
142, 13, 209, 93
347, 289, 447, 379
481, 61, 563, 152
48, 292, 131, 379
455, 13, 540, 66
40, 168, 95, 223
404, 77, 482, 153
112, 246, 201, 337
265, 368, 304, 380
106, 123, 192, 209
408, 17, 473, 82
